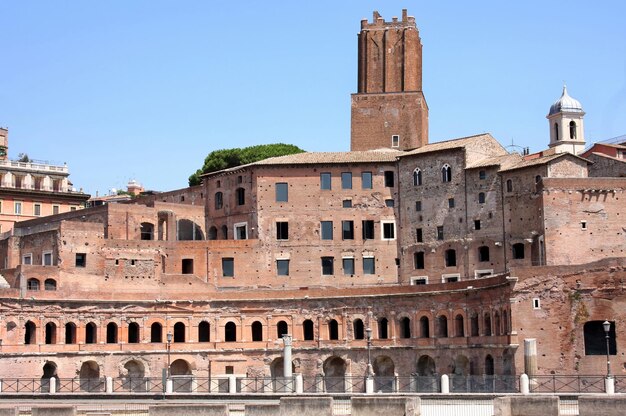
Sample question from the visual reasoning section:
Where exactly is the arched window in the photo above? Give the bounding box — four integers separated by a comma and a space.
106, 322, 118, 343
569, 120, 576, 139
277, 321, 288, 338
236, 187, 245, 206
485, 355, 495, 375
478, 246, 490, 262
353, 319, 364, 340
208, 226, 218, 240
221, 225, 228, 240
378, 317, 389, 339
478, 192, 485, 204
328, 319, 339, 340
128, 322, 140, 343
444, 249, 457, 267
554, 123, 559, 141
198, 321, 210, 342
44, 279, 57, 291
400, 317, 411, 339
225, 321, 237, 342
251, 321, 263, 341
506, 179, 513, 193
413, 168, 422, 186
27, 278, 40, 291
494, 311, 501, 336
150, 322, 162, 343
173, 322, 185, 342
45, 322, 57, 344
512, 243, 525, 259
441, 164, 452, 182
470, 313, 479, 337
214, 192, 223, 210
85, 322, 97, 344
535, 175, 542, 184
65, 322, 76, 344
502, 310, 509, 335
25, 320, 36, 344
484, 313, 492, 336
303, 319, 314, 341
455, 314, 464, 337
419, 316, 430, 338
437, 315, 448, 338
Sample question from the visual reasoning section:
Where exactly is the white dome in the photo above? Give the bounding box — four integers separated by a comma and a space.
548, 85, 583, 115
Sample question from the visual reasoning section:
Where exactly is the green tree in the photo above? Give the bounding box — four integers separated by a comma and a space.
189, 143, 305, 186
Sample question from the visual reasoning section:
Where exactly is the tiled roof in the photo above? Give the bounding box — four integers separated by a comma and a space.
499, 153, 590, 172
466, 153, 522, 170
399, 133, 496, 156
253, 149, 403, 165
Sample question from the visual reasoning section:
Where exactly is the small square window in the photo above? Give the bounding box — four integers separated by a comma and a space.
75, 253, 86, 267
43, 252, 53, 266
182, 259, 194, 274
478, 192, 486, 204
448, 198, 455, 208
342, 199, 352, 208
532, 298, 541, 309
580, 221, 587, 230
276, 222, 289, 240
237, 175, 243, 184
52, 205, 60, 215
34, 203, 41, 216
321, 257, 334, 275
382, 221, 395, 240
437, 226, 444, 241
14, 201, 22, 215
23, 254, 32, 265
414, 252, 425, 269
341, 172, 352, 189
385, 199, 394, 208
342, 258, 355, 275
222, 258, 234, 277
415, 201, 422, 212
384, 171, 394, 187
234, 223, 247, 240
361, 172, 373, 189
362, 220, 374, 240
342, 220, 354, 240
320, 173, 332, 190
276, 183, 288, 202
363, 257, 375, 275
416, 228, 423, 243
391, 135, 400, 147
321, 221, 333, 240
479, 170, 486, 180
276, 259, 290, 276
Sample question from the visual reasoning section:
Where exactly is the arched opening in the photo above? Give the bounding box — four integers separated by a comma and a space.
65, 322, 76, 344
44, 279, 57, 291
437, 315, 448, 338
251, 321, 263, 342
225, 321, 237, 342
400, 317, 411, 339
208, 226, 218, 240
470, 313, 479, 337
484, 313, 492, 336
170, 359, 192, 376
45, 322, 57, 344
328, 319, 339, 340
214, 191, 223, 209
270, 357, 295, 391
378, 317, 388, 339
554, 123, 559, 141
277, 321, 288, 339
478, 246, 490, 262
79, 361, 101, 392
323, 356, 346, 393
413, 168, 422, 186
170, 359, 192, 393
494, 311, 501, 336
85, 322, 97, 344
454, 314, 464, 337
128, 322, 140, 343
173, 322, 185, 342
177, 219, 204, 241
27, 278, 40, 291
441, 164, 452, 182
373, 356, 395, 392
569, 120, 576, 139
140, 222, 154, 240
506, 179, 513, 193
24, 320, 37, 344
485, 355, 495, 375
123, 360, 146, 392
198, 321, 210, 342
478, 192, 485, 204
221, 225, 228, 239
41, 362, 59, 393
106, 322, 118, 343
419, 316, 430, 338
502, 310, 509, 335
453, 355, 470, 376
303, 319, 314, 341
353, 319, 364, 340
150, 322, 162, 343
416, 355, 436, 376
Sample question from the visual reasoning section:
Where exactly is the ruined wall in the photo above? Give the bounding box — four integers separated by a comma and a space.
586, 153, 626, 178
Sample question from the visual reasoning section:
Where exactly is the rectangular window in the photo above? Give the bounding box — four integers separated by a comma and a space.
276, 222, 289, 240
276, 182, 288, 202
363, 257, 375, 274
215, 192, 223, 209
320, 173, 331, 190
416, 228, 423, 243
361, 172, 373, 189
448, 198, 455, 208
384, 171, 394, 187
581, 220, 587, 230
182, 259, 194, 274
437, 226, 444, 241
276, 259, 290, 276
479, 170, 486, 180
391, 135, 400, 147
70, 206, 77, 211
321, 221, 333, 240
474, 220, 481, 230
415, 201, 422, 211
341, 172, 352, 189
33, 203, 41, 216
414, 252, 425, 269
342, 220, 354, 240
43, 252, 53, 266
234, 223, 247, 240
443, 274, 459, 283
342, 199, 352, 208
52, 205, 60, 215
411, 277, 428, 285
14, 201, 22, 215
222, 258, 234, 277
382, 221, 395, 240
321, 257, 334, 275
342, 258, 355, 275
385, 199, 394, 207
75, 253, 86, 267
362, 220, 374, 240
22, 254, 32, 265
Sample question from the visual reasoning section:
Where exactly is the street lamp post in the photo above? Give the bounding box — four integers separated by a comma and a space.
365, 327, 373, 376
603, 320, 611, 377
166, 332, 173, 378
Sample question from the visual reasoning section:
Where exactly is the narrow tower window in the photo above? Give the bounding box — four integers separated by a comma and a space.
569, 121, 577, 139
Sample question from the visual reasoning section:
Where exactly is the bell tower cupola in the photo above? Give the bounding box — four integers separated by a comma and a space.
547, 85, 586, 155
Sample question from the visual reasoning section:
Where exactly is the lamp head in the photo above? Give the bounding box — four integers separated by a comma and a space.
603, 320, 611, 334
365, 327, 372, 340
167, 332, 173, 343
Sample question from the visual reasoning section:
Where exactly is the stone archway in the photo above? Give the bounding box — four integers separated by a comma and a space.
123, 359, 146, 392
323, 356, 346, 393
170, 359, 192, 392
79, 361, 102, 392
270, 357, 296, 392
373, 355, 395, 392
41, 361, 58, 393
416, 355, 437, 392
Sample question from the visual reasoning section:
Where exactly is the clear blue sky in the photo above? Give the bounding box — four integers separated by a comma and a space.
1, 1, 625, 196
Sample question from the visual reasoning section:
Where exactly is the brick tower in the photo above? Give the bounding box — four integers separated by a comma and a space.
351, 10, 428, 151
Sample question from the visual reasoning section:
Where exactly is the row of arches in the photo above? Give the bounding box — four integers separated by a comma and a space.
412, 164, 453, 186
26, 278, 57, 291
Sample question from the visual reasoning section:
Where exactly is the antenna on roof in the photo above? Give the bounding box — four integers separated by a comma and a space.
505, 137, 526, 155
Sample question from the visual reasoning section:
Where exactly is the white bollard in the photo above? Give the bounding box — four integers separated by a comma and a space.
295, 373, 303, 394
366, 376, 374, 394
441, 374, 449, 394
228, 375, 237, 393
49, 377, 56, 394
106, 376, 113, 394
520, 374, 529, 394
166, 379, 173, 393
605, 376, 615, 395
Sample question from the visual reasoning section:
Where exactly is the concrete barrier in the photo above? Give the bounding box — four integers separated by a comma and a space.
244, 404, 280, 416
0, 407, 19, 416
351, 397, 420, 416
148, 404, 229, 416
31, 407, 77, 416
280, 397, 333, 416
578, 395, 626, 416
493, 396, 559, 416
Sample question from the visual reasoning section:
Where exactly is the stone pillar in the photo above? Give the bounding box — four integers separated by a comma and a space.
283, 334, 293, 378
605, 377, 615, 395
49, 377, 57, 394
524, 338, 538, 377
440, 374, 449, 394
365, 376, 374, 394
520, 374, 529, 394
165, 379, 173, 393
295, 373, 303, 394
105, 377, 112, 394
228, 375, 237, 393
